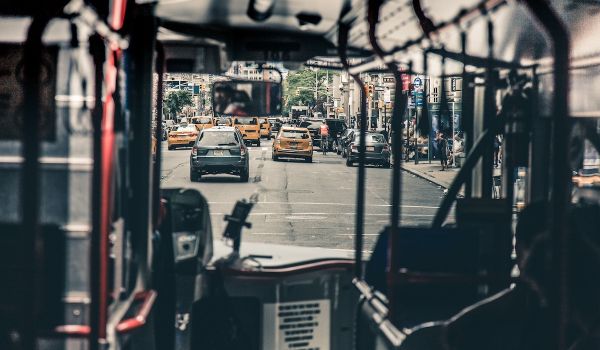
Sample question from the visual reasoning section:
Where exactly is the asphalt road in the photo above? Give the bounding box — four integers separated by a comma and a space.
161, 139, 447, 252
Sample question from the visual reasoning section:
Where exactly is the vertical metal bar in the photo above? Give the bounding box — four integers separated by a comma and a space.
423, 50, 431, 164
481, 19, 496, 198
461, 30, 473, 198
21, 15, 51, 350
128, 5, 157, 287
153, 43, 165, 227
521, 2, 570, 349
352, 73, 367, 279
89, 34, 106, 350
336, 22, 364, 279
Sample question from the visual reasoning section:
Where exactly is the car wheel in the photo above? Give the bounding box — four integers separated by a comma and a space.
257, 139, 261, 147
190, 168, 200, 182
346, 158, 352, 167
240, 169, 249, 182
272, 154, 279, 161
305, 157, 312, 163
168, 144, 174, 150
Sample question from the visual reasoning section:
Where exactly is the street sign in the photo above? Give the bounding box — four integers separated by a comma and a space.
384, 89, 391, 103
413, 90, 424, 107
413, 77, 422, 88
401, 73, 410, 92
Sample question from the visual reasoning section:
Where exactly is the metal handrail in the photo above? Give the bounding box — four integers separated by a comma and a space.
521, 1, 571, 349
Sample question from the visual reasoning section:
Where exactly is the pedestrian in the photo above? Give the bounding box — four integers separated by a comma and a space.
320, 120, 330, 155
493, 135, 502, 167
437, 132, 448, 171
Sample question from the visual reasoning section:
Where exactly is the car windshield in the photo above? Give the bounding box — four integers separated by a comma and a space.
193, 117, 212, 124
234, 117, 257, 125
299, 121, 321, 129
354, 133, 386, 143
176, 126, 196, 132
197, 131, 238, 146
281, 130, 309, 139
259, 118, 268, 124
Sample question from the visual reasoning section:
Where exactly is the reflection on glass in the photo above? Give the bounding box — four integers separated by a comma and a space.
213, 81, 282, 117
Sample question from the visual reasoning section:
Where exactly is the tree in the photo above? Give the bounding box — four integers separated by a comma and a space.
164, 90, 193, 119
284, 69, 335, 115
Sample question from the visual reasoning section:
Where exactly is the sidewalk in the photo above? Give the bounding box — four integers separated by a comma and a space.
401, 161, 503, 190
401, 161, 459, 189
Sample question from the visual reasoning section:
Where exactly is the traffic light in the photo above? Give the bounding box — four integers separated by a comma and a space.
367, 84, 374, 96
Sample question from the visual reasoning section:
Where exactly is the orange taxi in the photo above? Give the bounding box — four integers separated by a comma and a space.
272, 126, 313, 163
258, 117, 271, 139
167, 124, 198, 150
232, 116, 261, 146
190, 115, 214, 131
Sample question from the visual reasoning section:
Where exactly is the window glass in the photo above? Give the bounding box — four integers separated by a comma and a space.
197, 131, 239, 146
281, 130, 309, 139
235, 117, 258, 125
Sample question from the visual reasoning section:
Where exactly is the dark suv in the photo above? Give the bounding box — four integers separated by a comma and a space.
189, 127, 250, 182
324, 118, 347, 151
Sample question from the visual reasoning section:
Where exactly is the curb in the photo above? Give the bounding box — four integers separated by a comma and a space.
400, 165, 453, 189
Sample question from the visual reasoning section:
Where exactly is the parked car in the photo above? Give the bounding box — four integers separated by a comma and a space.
324, 118, 347, 152
167, 124, 198, 150
272, 127, 313, 163
346, 132, 391, 167
189, 126, 250, 182
339, 128, 358, 157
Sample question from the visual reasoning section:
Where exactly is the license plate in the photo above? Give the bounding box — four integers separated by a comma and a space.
366, 146, 375, 151
213, 150, 224, 156
290, 143, 298, 149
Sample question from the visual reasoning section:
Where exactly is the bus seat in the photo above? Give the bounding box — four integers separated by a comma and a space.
0, 224, 67, 347
365, 226, 512, 328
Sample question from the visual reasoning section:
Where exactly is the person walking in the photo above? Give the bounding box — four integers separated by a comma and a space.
320, 121, 330, 155
437, 132, 448, 171
493, 135, 502, 168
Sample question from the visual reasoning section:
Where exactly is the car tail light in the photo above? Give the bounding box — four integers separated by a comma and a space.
191, 147, 197, 155
240, 146, 247, 156
383, 144, 390, 152
351, 144, 357, 150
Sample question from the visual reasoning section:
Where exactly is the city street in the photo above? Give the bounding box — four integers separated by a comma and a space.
160, 140, 448, 252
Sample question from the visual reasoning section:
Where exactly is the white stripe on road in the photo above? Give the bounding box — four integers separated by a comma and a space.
208, 201, 439, 209
250, 232, 287, 235
209, 212, 435, 217
336, 233, 380, 236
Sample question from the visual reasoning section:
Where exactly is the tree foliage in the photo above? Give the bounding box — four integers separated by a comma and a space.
284, 69, 335, 115
164, 90, 193, 118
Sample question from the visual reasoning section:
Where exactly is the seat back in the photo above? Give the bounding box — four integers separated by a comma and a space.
366, 226, 512, 328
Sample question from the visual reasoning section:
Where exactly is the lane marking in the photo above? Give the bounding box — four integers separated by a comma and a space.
209, 212, 435, 217
285, 215, 327, 220
207, 201, 439, 209
336, 234, 380, 236
250, 232, 287, 235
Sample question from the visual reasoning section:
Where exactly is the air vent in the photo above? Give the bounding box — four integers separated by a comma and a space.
262, 300, 330, 350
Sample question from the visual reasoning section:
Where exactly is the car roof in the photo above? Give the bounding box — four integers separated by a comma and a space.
281, 127, 309, 132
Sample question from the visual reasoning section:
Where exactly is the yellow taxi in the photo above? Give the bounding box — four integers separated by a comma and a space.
167, 124, 198, 150
190, 115, 214, 131
258, 117, 271, 139
231, 116, 261, 146
272, 126, 313, 163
